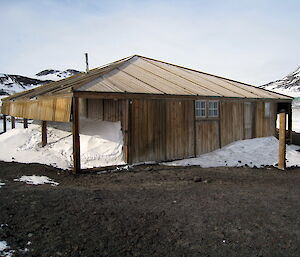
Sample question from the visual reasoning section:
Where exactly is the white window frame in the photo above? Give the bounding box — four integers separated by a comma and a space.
208, 100, 219, 118
195, 100, 206, 118
195, 100, 219, 119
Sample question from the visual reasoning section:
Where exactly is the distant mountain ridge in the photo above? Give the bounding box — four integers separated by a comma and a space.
0, 69, 81, 96
260, 66, 300, 98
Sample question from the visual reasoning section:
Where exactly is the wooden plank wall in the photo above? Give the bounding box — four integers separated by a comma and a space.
130, 99, 194, 163
1, 97, 72, 122
79, 98, 279, 165
131, 99, 166, 163
220, 101, 244, 147
255, 102, 277, 137
166, 100, 194, 160
195, 120, 219, 155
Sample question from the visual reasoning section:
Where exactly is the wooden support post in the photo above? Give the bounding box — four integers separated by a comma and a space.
72, 97, 81, 173
278, 112, 286, 170
3, 115, 7, 133
42, 121, 47, 147
287, 104, 292, 144
11, 116, 15, 129
24, 118, 28, 129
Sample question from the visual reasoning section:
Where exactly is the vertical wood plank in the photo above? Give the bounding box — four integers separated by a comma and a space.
42, 121, 47, 147
278, 112, 286, 170
11, 116, 15, 129
24, 118, 28, 128
287, 103, 292, 143
3, 115, 7, 132
72, 97, 81, 173
193, 100, 197, 157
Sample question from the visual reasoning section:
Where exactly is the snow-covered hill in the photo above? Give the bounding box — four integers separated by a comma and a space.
260, 66, 300, 98
34, 69, 81, 81
0, 69, 81, 96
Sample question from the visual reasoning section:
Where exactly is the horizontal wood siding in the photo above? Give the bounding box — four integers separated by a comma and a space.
165, 100, 194, 160
195, 120, 219, 155
220, 102, 244, 147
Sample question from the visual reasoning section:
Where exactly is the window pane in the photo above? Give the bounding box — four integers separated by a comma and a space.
195, 100, 206, 117
208, 101, 219, 117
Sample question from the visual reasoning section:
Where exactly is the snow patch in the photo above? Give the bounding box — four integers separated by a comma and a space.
0, 241, 14, 257
14, 175, 59, 186
0, 119, 124, 169
165, 137, 300, 168
0, 180, 5, 188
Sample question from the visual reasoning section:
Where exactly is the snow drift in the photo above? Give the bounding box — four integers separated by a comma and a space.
0, 119, 124, 169
165, 136, 300, 168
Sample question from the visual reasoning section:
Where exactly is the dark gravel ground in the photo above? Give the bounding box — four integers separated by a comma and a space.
0, 161, 299, 257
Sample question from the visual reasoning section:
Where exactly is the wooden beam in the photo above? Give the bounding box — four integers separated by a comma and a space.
3, 115, 7, 133
24, 118, 28, 128
42, 121, 47, 147
193, 100, 197, 157
72, 97, 81, 173
287, 103, 292, 144
278, 112, 286, 170
73, 91, 293, 102
127, 99, 132, 164
11, 116, 15, 129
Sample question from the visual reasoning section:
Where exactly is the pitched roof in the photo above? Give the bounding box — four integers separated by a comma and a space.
3, 55, 292, 101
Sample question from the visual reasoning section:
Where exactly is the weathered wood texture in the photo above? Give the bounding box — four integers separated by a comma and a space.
1, 97, 72, 122
11, 116, 15, 129
41, 121, 47, 147
166, 100, 194, 160
3, 115, 7, 132
220, 102, 244, 147
244, 102, 254, 139
195, 120, 219, 155
255, 102, 276, 137
72, 97, 81, 173
278, 112, 286, 170
24, 118, 28, 128
130, 99, 194, 163
131, 99, 166, 163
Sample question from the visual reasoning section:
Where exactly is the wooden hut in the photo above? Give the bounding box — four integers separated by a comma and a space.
0, 55, 293, 172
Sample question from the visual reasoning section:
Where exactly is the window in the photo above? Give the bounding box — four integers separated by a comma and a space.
264, 102, 271, 117
195, 100, 206, 118
208, 101, 219, 117
195, 100, 219, 118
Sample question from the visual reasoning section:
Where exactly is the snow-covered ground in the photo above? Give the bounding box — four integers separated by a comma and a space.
0, 119, 124, 169
14, 175, 59, 186
0, 119, 25, 133
0, 240, 14, 257
0, 180, 5, 188
165, 137, 300, 168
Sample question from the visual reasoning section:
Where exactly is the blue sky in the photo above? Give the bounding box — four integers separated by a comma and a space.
1, 0, 299, 85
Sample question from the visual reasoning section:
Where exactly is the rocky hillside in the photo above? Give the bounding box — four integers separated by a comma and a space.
0, 69, 81, 96
260, 66, 300, 98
